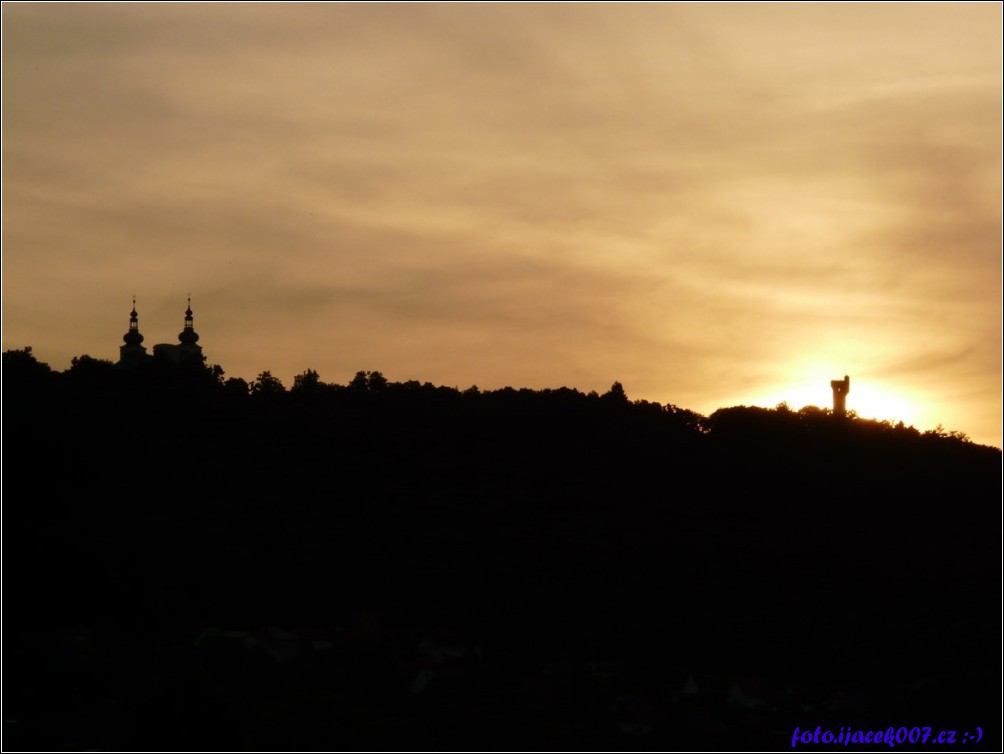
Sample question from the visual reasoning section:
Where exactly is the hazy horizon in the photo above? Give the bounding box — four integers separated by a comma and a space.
3, 3, 1001, 446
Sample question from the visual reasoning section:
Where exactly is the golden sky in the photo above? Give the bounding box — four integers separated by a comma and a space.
3, 3, 1001, 446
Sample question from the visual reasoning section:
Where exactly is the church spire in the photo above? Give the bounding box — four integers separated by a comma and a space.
119, 296, 149, 365
179, 294, 200, 345
123, 296, 144, 346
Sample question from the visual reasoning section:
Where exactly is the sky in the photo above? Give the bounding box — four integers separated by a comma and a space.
3, 3, 1001, 446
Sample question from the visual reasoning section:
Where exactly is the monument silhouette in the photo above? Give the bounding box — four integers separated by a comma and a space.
830, 374, 850, 417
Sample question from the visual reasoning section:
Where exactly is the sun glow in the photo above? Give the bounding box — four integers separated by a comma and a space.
738, 362, 928, 429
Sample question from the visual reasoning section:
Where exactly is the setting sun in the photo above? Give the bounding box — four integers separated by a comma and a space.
735, 360, 931, 429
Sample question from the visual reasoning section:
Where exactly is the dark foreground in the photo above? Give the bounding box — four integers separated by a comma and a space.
4, 355, 1000, 750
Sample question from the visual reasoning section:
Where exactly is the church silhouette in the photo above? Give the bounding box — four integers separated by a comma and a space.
118, 297, 203, 366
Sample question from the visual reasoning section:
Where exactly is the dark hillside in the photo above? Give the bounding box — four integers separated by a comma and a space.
4, 350, 999, 751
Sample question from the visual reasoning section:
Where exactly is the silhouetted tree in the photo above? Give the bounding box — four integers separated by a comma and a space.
2, 346, 52, 382
224, 376, 249, 397
349, 370, 369, 391
68, 354, 115, 373
925, 424, 972, 443
348, 370, 387, 392
367, 370, 387, 392
292, 368, 321, 393
249, 370, 285, 397
3, 345, 49, 370
602, 381, 628, 403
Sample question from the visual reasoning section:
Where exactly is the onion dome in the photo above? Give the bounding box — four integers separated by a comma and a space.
123, 298, 144, 346
178, 296, 200, 344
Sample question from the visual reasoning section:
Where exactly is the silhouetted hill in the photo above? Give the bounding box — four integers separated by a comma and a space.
4, 348, 1000, 751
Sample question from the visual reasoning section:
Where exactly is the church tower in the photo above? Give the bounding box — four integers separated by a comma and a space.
177, 295, 203, 363
118, 297, 149, 365
152, 296, 205, 364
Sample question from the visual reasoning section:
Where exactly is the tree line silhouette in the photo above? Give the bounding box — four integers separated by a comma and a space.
4, 347, 1000, 751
